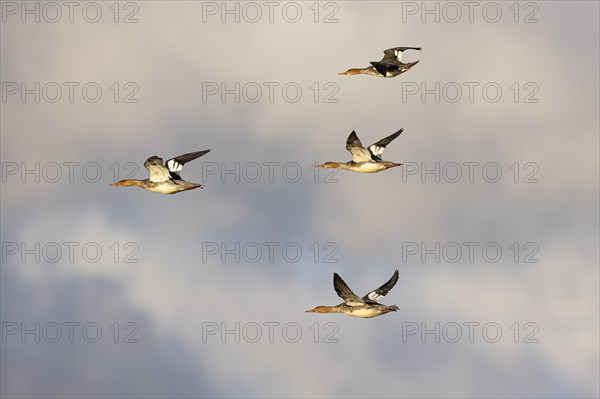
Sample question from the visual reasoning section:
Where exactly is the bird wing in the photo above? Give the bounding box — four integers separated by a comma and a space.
334, 273, 365, 306
381, 47, 421, 63
363, 269, 399, 302
346, 131, 374, 163
368, 128, 403, 161
144, 156, 172, 183
370, 62, 400, 77
165, 150, 210, 180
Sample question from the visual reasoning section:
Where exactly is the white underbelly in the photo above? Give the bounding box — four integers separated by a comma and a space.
149, 183, 182, 194
357, 163, 383, 173
349, 307, 379, 318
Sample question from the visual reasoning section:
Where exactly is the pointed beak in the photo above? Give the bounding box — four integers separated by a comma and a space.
110, 182, 120, 186
338, 71, 348, 75
305, 309, 316, 313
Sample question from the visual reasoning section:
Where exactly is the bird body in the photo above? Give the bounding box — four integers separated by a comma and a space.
339, 47, 421, 78
306, 270, 400, 318
111, 150, 209, 194
317, 129, 404, 173
110, 178, 202, 194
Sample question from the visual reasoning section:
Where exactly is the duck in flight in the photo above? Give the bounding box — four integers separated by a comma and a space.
339, 47, 421, 78
306, 269, 400, 318
110, 150, 210, 194
317, 128, 404, 173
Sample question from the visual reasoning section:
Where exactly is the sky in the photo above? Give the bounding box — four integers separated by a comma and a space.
1, 1, 599, 398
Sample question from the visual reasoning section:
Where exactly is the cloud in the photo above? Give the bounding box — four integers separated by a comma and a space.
1, 1, 598, 397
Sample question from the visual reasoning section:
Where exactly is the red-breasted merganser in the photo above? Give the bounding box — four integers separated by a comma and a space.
339, 47, 421, 77
306, 269, 400, 318
317, 129, 404, 173
110, 150, 210, 194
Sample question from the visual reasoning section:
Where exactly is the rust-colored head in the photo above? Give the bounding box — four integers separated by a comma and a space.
316, 162, 340, 169
338, 68, 364, 75
110, 179, 143, 187
305, 306, 334, 313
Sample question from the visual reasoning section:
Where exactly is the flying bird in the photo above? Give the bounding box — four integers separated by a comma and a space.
339, 47, 421, 78
306, 269, 400, 318
110, 150, 210, 194
317, 128, 404, 173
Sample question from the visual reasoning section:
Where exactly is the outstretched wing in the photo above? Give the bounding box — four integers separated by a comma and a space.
345, 131, 374, 163
363, 269, 399, 302
368, 128, 403, 161
144, 156, 171, 183
370, 62, 400, 77
381, 47, 421, 63
334, 273, 365, 307
165, 150, 210, 180
346, 130, 364, 150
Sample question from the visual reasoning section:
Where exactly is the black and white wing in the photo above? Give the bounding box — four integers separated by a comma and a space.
371, 47, 421, 76
345, 131, 373, 163
381, 47, 421, 63
144, 156, 171, 183
370, 62, 401, 77
165, 150, 210, 180
363, 269, 399, 302
368, 129, 403, 161
333, 273, 365, 307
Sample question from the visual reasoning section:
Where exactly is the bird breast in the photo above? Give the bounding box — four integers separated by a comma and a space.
347, 307, 382, 318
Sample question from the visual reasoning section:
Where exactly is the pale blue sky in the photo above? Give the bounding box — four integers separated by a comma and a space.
1, 1, 599, 397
